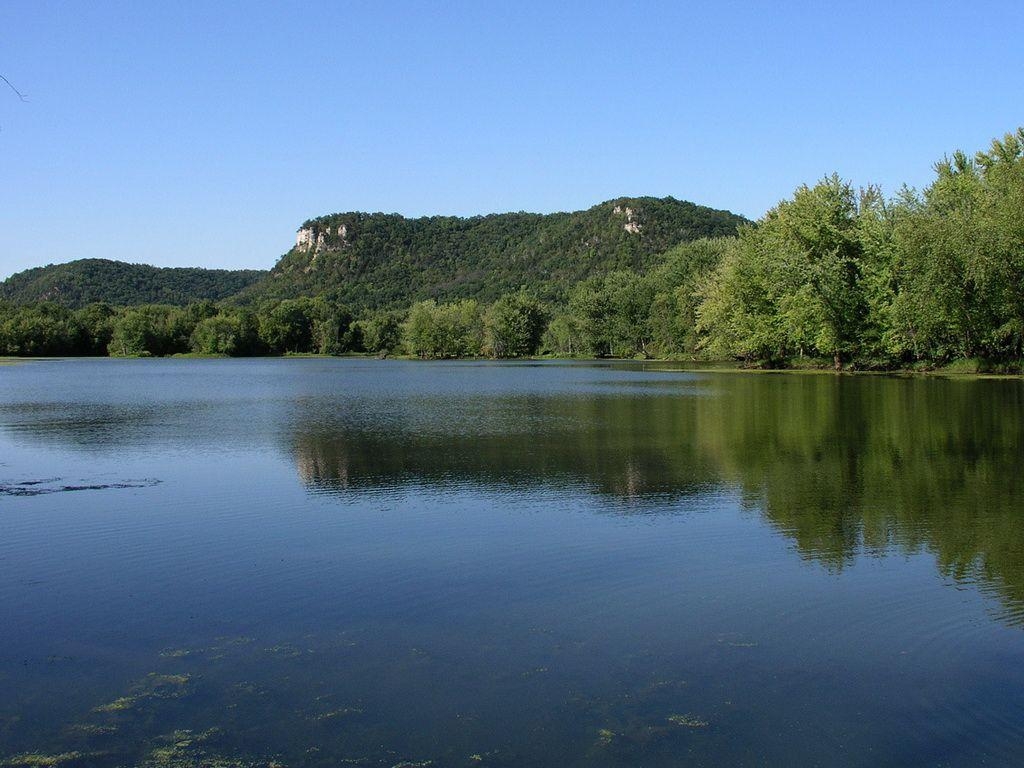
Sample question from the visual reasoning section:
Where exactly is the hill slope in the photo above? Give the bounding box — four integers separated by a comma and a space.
240, 196, 747, 308
0, 259, 267, 308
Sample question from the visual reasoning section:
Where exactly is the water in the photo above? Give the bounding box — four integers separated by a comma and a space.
1, 358, 1023, 767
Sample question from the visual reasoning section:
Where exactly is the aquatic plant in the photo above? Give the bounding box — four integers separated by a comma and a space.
667, 713, 708, 728
1, 754, 82, 768
93, 697, 136, 713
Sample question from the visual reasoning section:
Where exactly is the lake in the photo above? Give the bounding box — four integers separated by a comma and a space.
1, 359, 1023, 767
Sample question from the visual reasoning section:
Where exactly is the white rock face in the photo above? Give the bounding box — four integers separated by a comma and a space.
613, 205, 642, 234
295, 223, 349, 252
296, 227, 315, 250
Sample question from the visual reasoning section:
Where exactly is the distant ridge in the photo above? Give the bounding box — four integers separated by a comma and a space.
1, 197, 748, 311
0, 259, 267, 308
237, 196, 748, 309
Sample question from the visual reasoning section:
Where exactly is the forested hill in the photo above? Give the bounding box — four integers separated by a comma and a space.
239, 197, 748, 308
0, 259, 267, 308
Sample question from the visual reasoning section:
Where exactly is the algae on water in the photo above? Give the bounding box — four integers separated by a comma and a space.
667, 713, 709, 728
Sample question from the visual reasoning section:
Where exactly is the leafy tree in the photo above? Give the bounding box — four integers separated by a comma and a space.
403, 299, 484, 358
567, 278, 613, 356
307, 297, 356, 355
190, 316, 244, 355
603, 271, 656, 357
646, 238, 735, 356
76, 303, 117, 355
258, 300, 313, 354
108, 306, 179, 356
541, 313, 584, 357
356, 311, 403, 354
697, 176, 869, 368
484, 291, 547, 358
0, 302, 85, 356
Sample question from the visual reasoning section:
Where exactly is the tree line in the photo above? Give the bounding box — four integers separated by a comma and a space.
2, 128, 1022, 369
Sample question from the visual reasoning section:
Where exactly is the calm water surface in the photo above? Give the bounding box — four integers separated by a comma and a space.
1, 359, 1023, 767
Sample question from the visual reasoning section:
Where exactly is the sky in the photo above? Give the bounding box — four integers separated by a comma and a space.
1, 1, 1022, 278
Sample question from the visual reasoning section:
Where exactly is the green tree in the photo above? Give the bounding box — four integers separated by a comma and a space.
697, 176, 869, 368
603, 271, 655, 357
0, 303, 85, 356
309, 297, 356, 355
402, 299, 483, 358
567, 278, 612, 356
108, 306, 179, 356
357, 311, 403, 355
259, 300, 313, 353
541, 313, 584, 357
190, 315, 243, 355
76, 303, 117, 355
484, 291, 547, 358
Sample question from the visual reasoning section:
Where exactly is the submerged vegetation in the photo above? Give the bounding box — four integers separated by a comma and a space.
2, 631, 718, 768
1, 129, 1023, 369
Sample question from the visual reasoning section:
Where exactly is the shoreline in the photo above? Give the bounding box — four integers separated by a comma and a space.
3, 354, 1022, 378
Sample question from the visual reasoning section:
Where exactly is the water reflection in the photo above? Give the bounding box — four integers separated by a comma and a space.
287, 373, 1024, 621
289, 392, 716, 501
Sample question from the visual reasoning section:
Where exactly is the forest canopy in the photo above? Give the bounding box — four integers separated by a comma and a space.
0, 259, 265, 308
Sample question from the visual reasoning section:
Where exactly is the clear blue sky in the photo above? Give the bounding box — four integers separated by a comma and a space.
2, 1, 1022, 278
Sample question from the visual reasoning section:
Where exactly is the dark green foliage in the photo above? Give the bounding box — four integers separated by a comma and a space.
0, 302, 86, 356
355, 311, 403, 355
403, 299, 484, 359
190, 316, 246, 356
108, 306, 180, 357
696, 128, 1024, 369
308, 297, 358, 355
544, 238, 729, 359
238, 197, 748, 309
484, 291, 547, 357
645, 238, 732, 356
0, 259, 266, 308
258, 300, 314, 354
696, 177, 868, 367
77, 302, 117, 354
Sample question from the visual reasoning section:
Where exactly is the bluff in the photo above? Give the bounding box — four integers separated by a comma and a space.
239, 197, 747, 309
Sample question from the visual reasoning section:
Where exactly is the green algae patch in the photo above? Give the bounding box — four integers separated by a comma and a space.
146, 674, 191, 690
138, 728, 283, 768
159, 648, 193, 659
93, 672, 193, 713
2, 753, 83, 767
313, 707, 365, 722
667, 713, 708, 728
263, 644, 303, 658
93, 696, 136, 713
